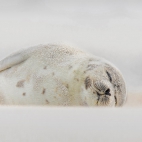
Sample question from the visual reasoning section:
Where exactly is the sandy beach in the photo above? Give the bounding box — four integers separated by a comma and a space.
125, 93, 142, 107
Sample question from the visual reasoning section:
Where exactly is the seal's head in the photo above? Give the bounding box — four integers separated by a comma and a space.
84, 60, 126, 107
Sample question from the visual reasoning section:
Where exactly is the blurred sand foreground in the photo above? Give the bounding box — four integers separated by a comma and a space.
0, 93, 141, 142
0, 106, 142, 142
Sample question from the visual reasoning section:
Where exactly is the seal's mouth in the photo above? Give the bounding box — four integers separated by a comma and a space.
96, 92, 117, 106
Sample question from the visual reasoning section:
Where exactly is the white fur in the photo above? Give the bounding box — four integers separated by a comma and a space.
0, 44, 126, 106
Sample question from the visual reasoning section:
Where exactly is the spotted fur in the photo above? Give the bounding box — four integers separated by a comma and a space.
0, 44, 126, 106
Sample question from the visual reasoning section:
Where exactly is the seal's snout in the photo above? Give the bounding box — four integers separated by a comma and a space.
93, 80, 111, 95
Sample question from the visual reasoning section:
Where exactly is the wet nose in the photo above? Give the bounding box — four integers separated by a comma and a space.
105, 89, 111, 96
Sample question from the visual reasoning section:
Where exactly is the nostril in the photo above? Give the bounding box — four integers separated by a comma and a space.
105, 89, 111, 96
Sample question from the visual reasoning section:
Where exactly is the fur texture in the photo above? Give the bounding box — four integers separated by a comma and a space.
0, 44, 126, 106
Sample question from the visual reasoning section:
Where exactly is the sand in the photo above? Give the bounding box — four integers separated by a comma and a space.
0, 106, 141, 142
124, 93, 142, 107
0, 93, 141, 142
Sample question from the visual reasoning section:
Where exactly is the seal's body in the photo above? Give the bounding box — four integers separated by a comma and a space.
0, 44, 126, 106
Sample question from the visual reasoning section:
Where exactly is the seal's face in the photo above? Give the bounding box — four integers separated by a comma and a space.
85, 77, 116, 106
84, 63, 126, 107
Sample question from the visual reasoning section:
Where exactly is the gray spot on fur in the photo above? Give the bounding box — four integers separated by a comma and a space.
23, 92, 26, 96
45, 99, 49, 104
89, 58, 94, 62
66, 84, 69, 89
86, 64, 98, 71
42, 88, 46, 94
68, 65, 72, 69
85, 77, 91, 89
75, 78, 79, 82
16, 80, 25, 88
44, 66, 47, 69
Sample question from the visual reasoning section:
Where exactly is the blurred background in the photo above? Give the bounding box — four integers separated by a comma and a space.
0, 0, 141, 94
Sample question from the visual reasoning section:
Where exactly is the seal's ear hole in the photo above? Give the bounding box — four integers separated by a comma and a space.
106, 71, 112, 82
85, 76, 91, 89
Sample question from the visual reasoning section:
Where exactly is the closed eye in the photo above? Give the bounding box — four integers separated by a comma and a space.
106, 71, 112, 82
114, 96, 117, 105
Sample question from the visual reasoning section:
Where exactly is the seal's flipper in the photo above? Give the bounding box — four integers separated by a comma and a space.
0, 49, 30, 72
0, 45, 41, 72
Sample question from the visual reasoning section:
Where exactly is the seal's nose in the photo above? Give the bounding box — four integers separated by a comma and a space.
105, 89, 111, 96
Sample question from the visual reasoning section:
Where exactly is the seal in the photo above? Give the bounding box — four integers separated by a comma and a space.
0, 44, 126, 106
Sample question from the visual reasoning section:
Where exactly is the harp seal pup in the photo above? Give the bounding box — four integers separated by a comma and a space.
0, 44, 126, 106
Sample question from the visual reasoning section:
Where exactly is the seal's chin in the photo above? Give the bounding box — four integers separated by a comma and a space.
97, 95, 115, 106
97, 95, 109, 106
